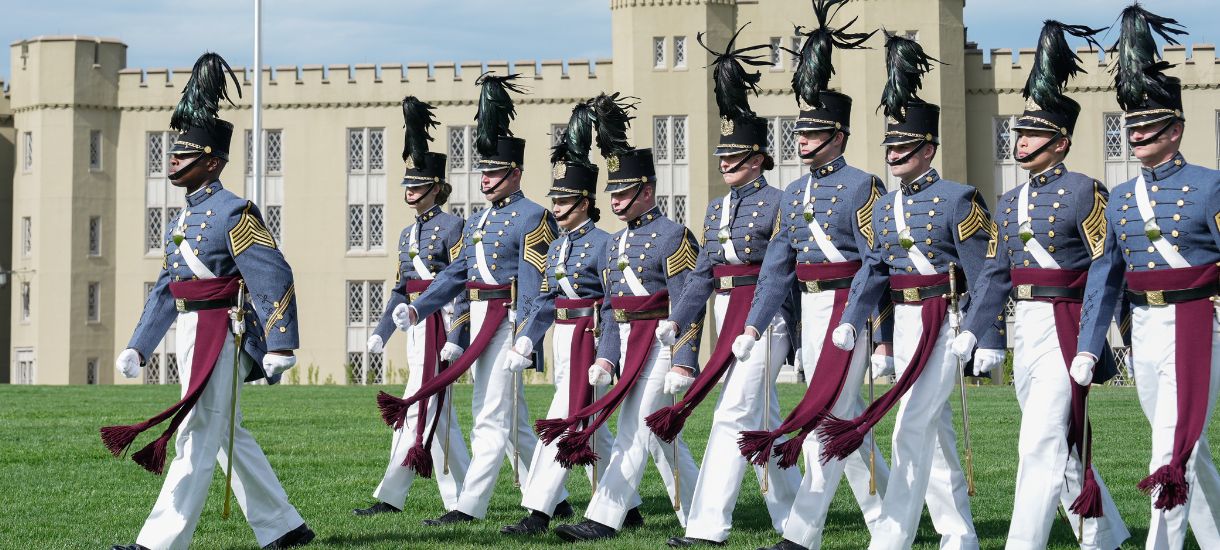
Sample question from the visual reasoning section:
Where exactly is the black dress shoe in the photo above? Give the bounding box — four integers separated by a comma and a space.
623, 506, 645, 529
111, 545, 151, 550
353, 501, 401, 516
757, 540, 809, 550
500, 511, 550, 535
667, 536, 725, 547
553, 499, 574, 519
554, 519, 617, 542
422, 509, 475, 526
262, 523, 315, 549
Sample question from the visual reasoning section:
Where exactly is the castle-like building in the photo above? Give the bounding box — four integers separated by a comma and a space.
3, 0, 1218, 385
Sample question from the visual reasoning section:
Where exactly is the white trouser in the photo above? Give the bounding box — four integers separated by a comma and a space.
685, 293, 800, 542
520, 322, 637, 516
869, 303, 978, 550
137, 312, 304, 550
782, 290, 890, 549
454, 301, 538, 519
584, 320, 700, 530
1133, 303, 1220, 550
1006, 301, 1129, 550
373, 314, 471, 511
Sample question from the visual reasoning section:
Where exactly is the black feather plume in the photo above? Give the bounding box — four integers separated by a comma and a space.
1023, 21, 1107, 113
474, 72, 528, 157
401, 96, 439, 168
879, 33, 942, 122
787, 0, 876, 108
551, 102, 596, 167
698, 23, 773, 121
589, 92, 637, 158
170, 52, 241, 132
1111, 3, 1187, 112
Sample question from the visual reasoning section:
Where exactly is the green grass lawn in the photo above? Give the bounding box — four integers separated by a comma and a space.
0, 383, 1211, 549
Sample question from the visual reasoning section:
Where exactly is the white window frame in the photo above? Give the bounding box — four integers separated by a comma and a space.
88, 216, 102, 257
20, 282, 30, 323
653, 115, 690, 226
347, 128, 386, 253
653, 36, 667, 69
1103, 112, 1140, 185
86, 281, 101, 323
770, 37, 783, 70
551, 123, 567, 147
993, 115, 1021, 195
14, 349, 34, 385
21, 217, 31, 258
142, 281, 179, 385
146, 131, 184, 255
763, 116, 802, 187
447, 125, 486, 219
89, 130, 102, 171
22, 131, 32, 173
246, 129, 285, 244
86, 357, 99, 385
346, 280, 386, 385
673, 36, 687, 69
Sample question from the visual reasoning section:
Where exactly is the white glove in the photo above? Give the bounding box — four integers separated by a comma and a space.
367, 334, 384, 354
663, 370, 695, 395
732, 332, 757, 362
228, 307, 246, 336
440, 343, 464, 362
870, 353, 895, 377
392, 303, 411, 331
512, 336, 534, 356
588, 362, 613, 387
656, 321, 678, 346
503, 350, 531, 373
831, 324, 857, 351
263, 353, 297, 377
1070, 353, 1097, 386
116, 348, 141, 379
949, 331, 978, 363
972, 348, 1005, 377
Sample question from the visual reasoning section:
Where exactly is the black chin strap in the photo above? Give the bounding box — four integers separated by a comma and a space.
612, 184, 646, 217
168, 154, 207, 181
405, 182, 437, 206
719, 151, 759, 175
886, 141, 931, 167
482, 169, 515, 197
554, 197, 585, 222
1013, 133, 1064, 164
798, 128, 841, 161
1128, 120, 1178, 148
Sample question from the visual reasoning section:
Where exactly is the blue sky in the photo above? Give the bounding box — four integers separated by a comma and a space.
3, 0, 1217, 84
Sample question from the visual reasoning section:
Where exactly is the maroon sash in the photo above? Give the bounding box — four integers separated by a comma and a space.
1010, 267, 1104, 517
100, 276, 243, 475
739, 261, 861, 468
647, 264, 761, 442
377, 282, 511, 439
817, 272, 950, 463
1127, 264, 1218, 510
398, 279, 450, 478
555, 297, 600, 423
535, 291, 669, 468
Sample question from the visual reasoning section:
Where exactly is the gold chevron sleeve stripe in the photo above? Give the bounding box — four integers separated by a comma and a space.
263, 284, 295, 341
452, 312, 470, 329
771, 210, 782, 238
230, 202, 278, 257
872, 302, 893, 332
666, 230, 698, 277
856, 179, 882, 249
957, 196, 998, 257
540, 276, 550, 294
523, 218, 557, 274
1083, 184, 1109, 260
450, 239, 463, 262
674, 321, 702, 351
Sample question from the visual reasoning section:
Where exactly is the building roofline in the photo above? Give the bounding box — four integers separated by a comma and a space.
11, 35, 127, 47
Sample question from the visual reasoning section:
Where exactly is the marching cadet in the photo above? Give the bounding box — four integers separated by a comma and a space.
649, 25, 801, 548
353, 97, 472, 518
948, 21, 1130, 550
817, 34, 992, 550
541, 111, 700, 542
498, 95, 636, 536
731, 3, 896, 549
376, 72, 558, 525
104, 53, 313, 550
1074, 5, 1220, 549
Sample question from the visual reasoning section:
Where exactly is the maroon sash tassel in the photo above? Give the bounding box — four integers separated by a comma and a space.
398, 280, 448, 478
100, 277, 242, 475
1127, 264, 1218, 510
377, 282, 511, 432
739, 262, 860, 468
539, 291, 669, 468
817, 273, 949, 464
647, 264, 760, 443
557, 298, 600, 427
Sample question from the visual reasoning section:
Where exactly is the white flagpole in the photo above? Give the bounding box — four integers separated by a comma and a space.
252, 0, 264, 209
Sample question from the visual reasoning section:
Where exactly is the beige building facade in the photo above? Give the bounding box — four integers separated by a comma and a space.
5, 0, 1219, 385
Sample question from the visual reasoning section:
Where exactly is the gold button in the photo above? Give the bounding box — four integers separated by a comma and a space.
1148, 261, 1156, 269
1174, 214, 1181, 221
279, 326, 286, 333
